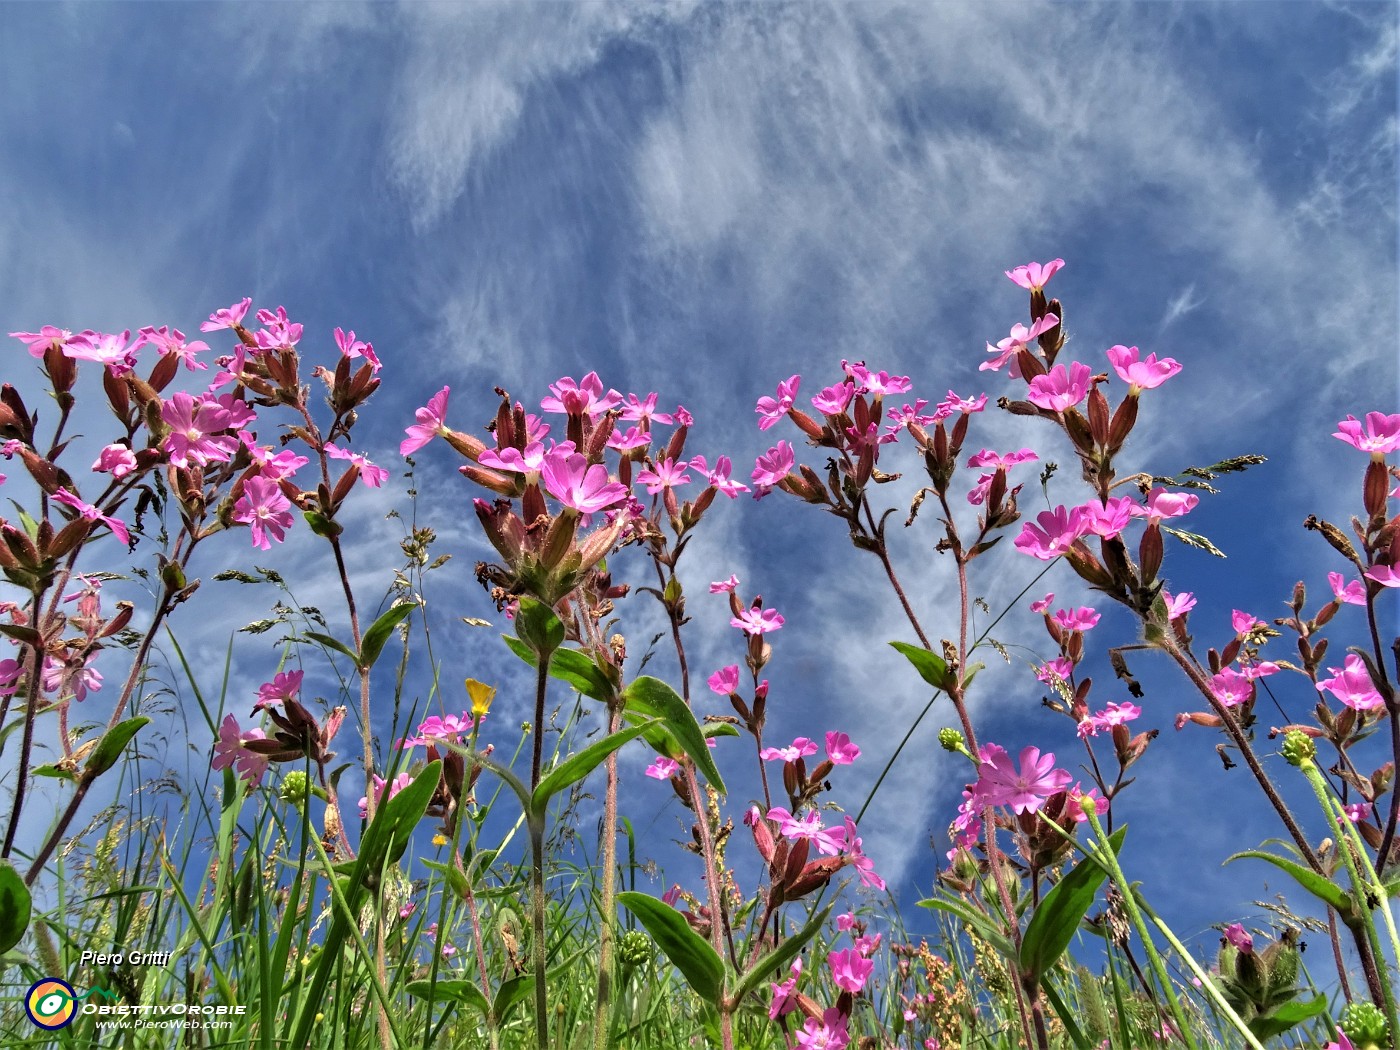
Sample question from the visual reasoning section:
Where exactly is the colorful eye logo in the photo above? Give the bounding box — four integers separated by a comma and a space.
25, 978, 77, 1029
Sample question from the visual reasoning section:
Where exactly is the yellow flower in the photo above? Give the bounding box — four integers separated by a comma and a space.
466, 678, 496, 717
432, 833, 449, 847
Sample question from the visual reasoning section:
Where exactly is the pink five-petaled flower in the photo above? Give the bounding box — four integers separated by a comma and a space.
967, 448, 1039, 471
161, 391, 239, 468
137, 325, 210, 371
981, 315, 1060, 374
709, 574, 739, 594
334, 327, 382, 373
766, 807, 845, 855
621, 392, 674, 427
1005, 259, 1065, 291
212, 714, 269, 786
1053, 606, 1100, 632
811, 382, 854, 416
403, 713, 473, 748
201, 297, 252, 332
1317, 654, 1384, 712
52, 488, 129, 545
635, 457, 692, 494
645, 756, 679, 780
975, 745, 1071, 815
1106, 345, 1182, 392
688, 454, 749, 498
769, 959, 802, 1020
751, 440, 796, 494
1026, 361, 1093, 412
731, 606, 785, 635
1039, 657, 1075, 688
828, 948, 874, 994
1333, 412, 1400, 454
1210, 667, 1254, 707
1014, 505, 1088, 560
66, 330, 139, 373
1231, 609, 1263, 635
401, 386, 451, 456
1222, 923, 1254, 954
10, 326, 78, 357
325, 443, 389, 488
1365, 565, 1400, 588
256, 670, 304, 710
42, 652, 102, 702
0, 658, 20, 699
92, 444, 138, 479
760, 737, 818, 763
540, 372, 621, 418
1329, 572, 1368, 606
1132, 487, 1199, 523
1030, 592, 1055, 613
540, 450, 628, 514
1162, 589, 1197, 620
233, 476, 294, 550
359, 771, 414, 819
756, 375, 801, 430
1064, 784, 1109, 824
826, 731, 860, 765
795, 1008, 850, 1050
708, 665, 740, 694
1079, 496, 1137, 540
841, 815, 884, 890
253, 306, 302, 352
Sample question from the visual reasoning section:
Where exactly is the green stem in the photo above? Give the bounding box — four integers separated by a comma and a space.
529, 656, 550, 1050
1080, 803, 1199, 1050
591, 703, 621, 1050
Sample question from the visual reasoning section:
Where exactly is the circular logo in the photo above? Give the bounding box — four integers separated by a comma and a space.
25, 979, 76, 1030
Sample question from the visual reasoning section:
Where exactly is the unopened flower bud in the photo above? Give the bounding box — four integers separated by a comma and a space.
279, 770, 310, 805
1280, 729, 1316, 767
938, 728, 964, 752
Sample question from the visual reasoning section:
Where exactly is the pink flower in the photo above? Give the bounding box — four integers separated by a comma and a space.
1365, 565, 1400, 588
811, 382, 855, 416
239, 436, 308, 482
646, 756, 679, 780
849, 364, 911, 397
1005, 259, 1064, 291
233, 476, 294, 550
661, 884, 682, 907
1344, 802, 1369, 824
1132, 487, 1199, 522
66, 330, 139, 373
1317, 654, 1384, 712
620, 392, 674, 427
769, 959, 802, 1020
1053, 606, 1100, 632
606, 426, 651, 453
359, 770, 413, 819
10, 326, 78, 357
825, 731, 860, 765
1231, 609, 1262, 635
1079, 496, 1137, 539
161, 391, 239, 468
936, 390, 988, 416
756, 375, 801, 430
540, 372, 621, 418
253, 306, 303, 351
1026, 361, 1092, 412
767, 807, 845, 855
52, 488, 129, 544
1037, 657, 1075, 687
635, 457, 692, 494
137, 325, 210, 371
540, 450, 628, 513
795, 1008, 850, 1050
842, 816, 884, 890
212, 714, 269, 786
92, 444, 138, 479
325, 444, 389, 488
975, 745, 1071, 815
400, 386, 451, 456
480, 440, 573, 480
828, 948, 874, 993
731, 606, 785, 635
688, 454, 749, 498
1222, 923, 1253, 954
201, 297, 252, 332
1106, 345, 1181, 392
968, 448, 1039, 470
0, 659, 20, 699
709, 574, 739, 594
1333, 412, 1400, 454
760, 737, 818, 763
982, 315, 1059, 374
708, 665, 740, 694
334, 327, 382, 373
256, 670, 304, 710
1064, 784, 1108, 823
1014, 505, 1088, 560
1210, 667, 1254, 708
1030, 593, 1055, 613
1162, 590, 1196, 620
42, 652, 103, 703
1329, 572, 1367, 606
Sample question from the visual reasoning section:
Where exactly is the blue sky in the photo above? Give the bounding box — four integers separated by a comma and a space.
2, 2, 1397, 965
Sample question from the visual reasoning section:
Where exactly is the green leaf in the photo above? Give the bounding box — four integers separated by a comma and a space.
358, 601, 418, 671
302, 509, 343, 539
618, 891, 724, 1006
1247, 995, 1327, 1041
515, 596, 564, 657
890, 641, 953, 693
732, 901, 835, 1003
532, 721, 656, 816
492, 973, 533, 1024
420, 859, 471, 901
1225, 849, 1352, 915
917, 896, 1016, 960
1021, 825, 1127, 986
84, 716, 150, 780
0, 860, 31, 953
406, 978, 489, 1017
302, 631, 359, 664
548, 648, 614, 702
623, 676, 725, 793
31, 764, 78, 782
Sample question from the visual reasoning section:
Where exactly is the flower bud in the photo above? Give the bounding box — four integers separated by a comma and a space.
1279, 729, 1316, 767
938, 728, 965, 752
